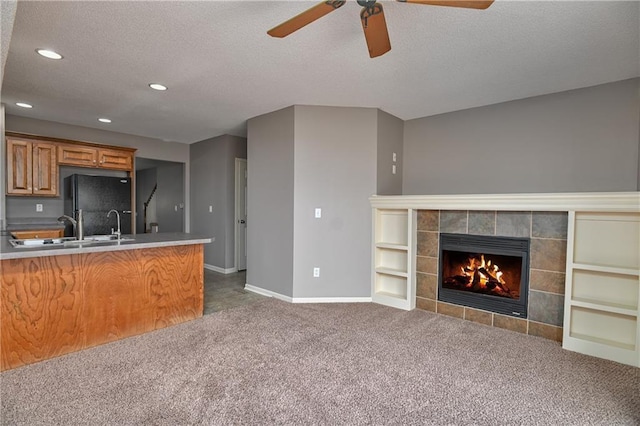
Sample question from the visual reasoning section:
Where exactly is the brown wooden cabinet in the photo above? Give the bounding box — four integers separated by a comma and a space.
58, 144, 133, 171
57, 144, 99, 167
97, 148, 133, 170
6, 132, 137, 199
6, 137, 58, 196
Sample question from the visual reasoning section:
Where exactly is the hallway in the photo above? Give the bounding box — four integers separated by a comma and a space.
203, 269, 267, 315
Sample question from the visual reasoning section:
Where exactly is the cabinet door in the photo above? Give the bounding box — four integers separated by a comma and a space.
6, 138, 33, 195
98, 148, 133, 171
57, 144, 98, 167
32, 143, 58, 196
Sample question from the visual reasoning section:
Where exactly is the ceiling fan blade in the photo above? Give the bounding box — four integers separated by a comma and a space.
268, 1, 346, 38
397, 0, 494, 10
361, 4, 391, 58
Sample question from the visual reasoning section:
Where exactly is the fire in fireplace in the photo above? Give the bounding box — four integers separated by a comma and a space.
438, 234, 530, 318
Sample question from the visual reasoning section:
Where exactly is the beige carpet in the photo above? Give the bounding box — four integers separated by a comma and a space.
1, 298, 638, 425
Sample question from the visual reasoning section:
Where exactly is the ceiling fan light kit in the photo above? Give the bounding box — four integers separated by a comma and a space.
268, 0, 494, 58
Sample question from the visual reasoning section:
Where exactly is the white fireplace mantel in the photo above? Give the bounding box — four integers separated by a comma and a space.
369, 192, 640, 212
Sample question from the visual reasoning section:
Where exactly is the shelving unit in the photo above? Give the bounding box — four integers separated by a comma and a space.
563, 212, 640, 367
372, 208, 416, 310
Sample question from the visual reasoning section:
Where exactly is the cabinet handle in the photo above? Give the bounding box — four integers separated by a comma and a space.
34, 187, 39, 191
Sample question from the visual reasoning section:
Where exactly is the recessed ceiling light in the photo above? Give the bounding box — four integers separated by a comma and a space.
149, 83, 167, 91
98, 118, 112, 123
16, 102, 33, 108
36, 49, 63, 60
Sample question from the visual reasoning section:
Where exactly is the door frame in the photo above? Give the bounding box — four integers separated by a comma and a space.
234, 158, 247, 271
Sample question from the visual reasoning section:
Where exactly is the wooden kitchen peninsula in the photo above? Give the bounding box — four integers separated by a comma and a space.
0, 233, 211, 371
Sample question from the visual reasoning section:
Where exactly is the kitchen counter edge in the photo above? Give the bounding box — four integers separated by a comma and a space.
0, 233, 213, 260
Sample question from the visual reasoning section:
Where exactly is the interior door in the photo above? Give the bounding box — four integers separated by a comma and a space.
235, 159, 247, 271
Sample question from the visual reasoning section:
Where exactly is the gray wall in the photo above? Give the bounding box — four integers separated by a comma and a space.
376, 109, 404, 195
156, 162, 184, 233
292, 106, 377, 298
246, 107, 295, 297
403, 78, 640, 194
4, 115, 192, 230
190, 134, 247, 270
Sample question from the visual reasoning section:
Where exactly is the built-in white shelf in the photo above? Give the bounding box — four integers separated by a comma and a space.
371, 209, 416, 311
571, 263, 639, 277
375, 242, 409, 251
569, 332, 636, 352
570, 299, 637, 317
563, 211, 640, 367
375, 267, 409, 278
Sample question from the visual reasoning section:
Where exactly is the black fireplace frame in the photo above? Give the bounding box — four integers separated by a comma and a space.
438, 233, 530, 318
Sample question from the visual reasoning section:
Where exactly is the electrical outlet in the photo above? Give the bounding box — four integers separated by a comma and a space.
392, 164, 397, 175
314, 208, 322, 218
313, 267, 320, 278
392, 152, 397, 162
209, 205, 213, 213
36, 204, 43, 212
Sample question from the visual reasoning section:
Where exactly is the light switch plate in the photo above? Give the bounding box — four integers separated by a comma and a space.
315, 208, 322, 218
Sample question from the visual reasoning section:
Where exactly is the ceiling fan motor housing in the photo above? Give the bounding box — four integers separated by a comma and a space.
357, 0, 378, 8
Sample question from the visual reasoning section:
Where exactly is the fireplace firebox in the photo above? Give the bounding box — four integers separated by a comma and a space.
438, 233, 530, 318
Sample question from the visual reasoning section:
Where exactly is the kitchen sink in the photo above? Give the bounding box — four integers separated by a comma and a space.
9, 237, 77, 247
9, 235, 135, 248
63, 235, 135, 244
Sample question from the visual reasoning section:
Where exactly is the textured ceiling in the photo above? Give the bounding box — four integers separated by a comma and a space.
2, 1, 639, 144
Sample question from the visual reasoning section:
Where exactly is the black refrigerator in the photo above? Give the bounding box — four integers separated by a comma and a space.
64, 174, 132, 237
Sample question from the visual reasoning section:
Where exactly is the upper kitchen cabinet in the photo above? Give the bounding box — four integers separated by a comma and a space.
58, 144, 133, 171
6, 137, 58, 196
57, 144, 98, 167
5, 132, 136, 198
96, 148, 134, 170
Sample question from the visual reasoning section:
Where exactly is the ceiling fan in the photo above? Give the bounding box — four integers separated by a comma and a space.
267, 0, 494, 58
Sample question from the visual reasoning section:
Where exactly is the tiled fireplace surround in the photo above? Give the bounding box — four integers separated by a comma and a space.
416, 210, 568, 342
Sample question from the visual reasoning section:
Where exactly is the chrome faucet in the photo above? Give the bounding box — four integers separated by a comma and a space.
58, 209, 84, 240
107, 209, 121, 240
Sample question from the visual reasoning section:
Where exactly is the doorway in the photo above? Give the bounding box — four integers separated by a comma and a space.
135, 158, 185, 233
235, 158, 247, 271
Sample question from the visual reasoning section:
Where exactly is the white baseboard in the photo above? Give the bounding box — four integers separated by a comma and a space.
244, 284, 371, 304
204, 264, 238, 274
244, 284, 292, 302
291, 297, 372, 304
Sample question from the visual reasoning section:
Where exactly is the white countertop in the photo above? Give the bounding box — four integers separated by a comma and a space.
0, 232, 213, 260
